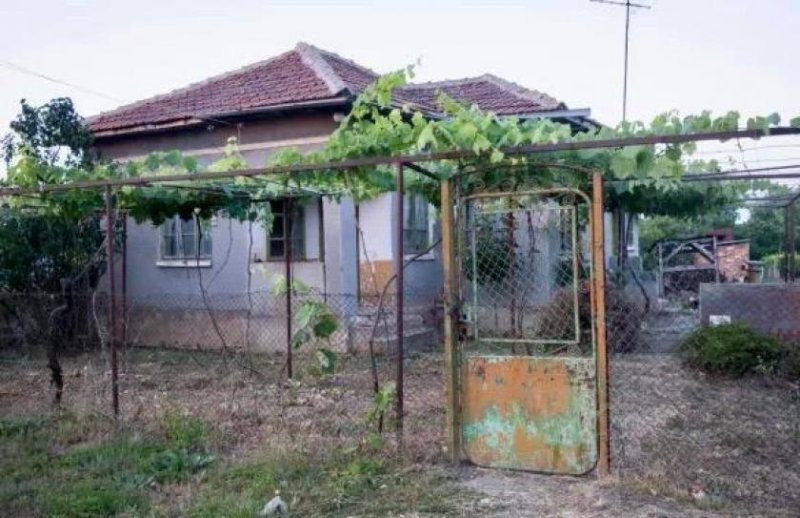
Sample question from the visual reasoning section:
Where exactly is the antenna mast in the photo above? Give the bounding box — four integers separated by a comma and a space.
591, 0, 651, 121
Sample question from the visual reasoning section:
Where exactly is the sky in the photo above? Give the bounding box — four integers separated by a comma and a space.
1, 0, 799, 170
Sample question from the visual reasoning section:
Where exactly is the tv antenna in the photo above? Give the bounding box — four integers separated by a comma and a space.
591, 0, 652, 121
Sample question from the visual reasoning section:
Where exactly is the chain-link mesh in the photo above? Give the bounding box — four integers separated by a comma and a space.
461, 193, 592, 356
608, 192, 800, 513
0, 285, 444, 461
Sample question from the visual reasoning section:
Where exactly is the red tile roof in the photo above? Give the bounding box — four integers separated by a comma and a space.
88, 43, 572, 136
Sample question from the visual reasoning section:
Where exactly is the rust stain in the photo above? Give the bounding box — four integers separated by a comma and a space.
466, 358, 571, 420
359, 260, 394, 299
461, 356, 597, 474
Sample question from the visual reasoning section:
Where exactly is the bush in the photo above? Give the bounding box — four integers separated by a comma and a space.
535, 281, 644, 353
679, 323, 793, 378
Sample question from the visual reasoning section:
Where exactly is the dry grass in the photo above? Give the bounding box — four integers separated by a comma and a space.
1, 346, 798, 516
611, 353, 800, 515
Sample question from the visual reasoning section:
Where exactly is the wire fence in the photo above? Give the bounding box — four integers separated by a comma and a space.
0, 285, 445, 460
606, 199, 800, 512
2, 174, 800, 514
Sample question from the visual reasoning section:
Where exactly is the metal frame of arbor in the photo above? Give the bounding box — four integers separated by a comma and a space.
3, 126, 800, 477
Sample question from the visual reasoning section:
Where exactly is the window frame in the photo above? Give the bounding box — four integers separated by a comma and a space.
402, 193, 435, 259
157, 215, 213, 267
267, 199, 306, 261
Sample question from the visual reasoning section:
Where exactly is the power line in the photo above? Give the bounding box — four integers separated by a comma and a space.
591, 0, 652, 122
0, 59, 125, 103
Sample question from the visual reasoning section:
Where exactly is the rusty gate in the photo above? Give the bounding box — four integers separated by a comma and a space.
442, 172, 608, 476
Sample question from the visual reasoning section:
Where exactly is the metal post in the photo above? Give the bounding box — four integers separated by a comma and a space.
441, 177, 461, 462
787, 201, 796, 283
395, 163, 405, 439
657, 242, 664, 297
121, 211, 128, 346
591, 172, 610, 476
285, 197, 293, 379
105, 186, 120, 418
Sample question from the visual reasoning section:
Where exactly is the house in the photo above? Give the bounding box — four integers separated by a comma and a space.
88, 42, 597, 351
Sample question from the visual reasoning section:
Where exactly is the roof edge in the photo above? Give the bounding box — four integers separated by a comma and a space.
92, 96, 351, 139
87, 47, 302, 126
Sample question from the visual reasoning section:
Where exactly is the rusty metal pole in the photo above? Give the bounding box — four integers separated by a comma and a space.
395, 163, 405, 440
441, 177, 461, 462
105, 186, 120, 418
121, 212, 128, 346
787, 200, 796, 283
591, 172, 610, 476
286, 198, 293, 379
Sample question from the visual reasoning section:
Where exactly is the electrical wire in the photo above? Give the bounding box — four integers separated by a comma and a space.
0, 59, 125, 103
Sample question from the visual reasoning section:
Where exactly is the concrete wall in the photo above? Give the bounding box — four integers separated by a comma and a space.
358, 193, 443, 303
98, 112, 354, 300
699, 283, 800, 340
96, 112, 338, 167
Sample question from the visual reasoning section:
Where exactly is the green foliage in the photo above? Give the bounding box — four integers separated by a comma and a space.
6, 83, 798, 229
762, 253, 800, 280
190, 449, 459, 517
0, 412, 216, 517
366, 381, 396, 433
163, 411, 214, 451
272, 276, 340, 374
2, 97, 94, 167
0, 209, 104, 293
680, 323, 790, 378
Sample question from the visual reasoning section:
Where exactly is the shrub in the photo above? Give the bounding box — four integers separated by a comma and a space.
535, 281, 644, 353
680, 323, 787, 377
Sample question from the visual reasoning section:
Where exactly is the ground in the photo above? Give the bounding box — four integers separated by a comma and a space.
0, 347, 797, 516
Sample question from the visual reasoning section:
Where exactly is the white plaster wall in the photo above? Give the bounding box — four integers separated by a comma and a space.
358, 194, 394, 262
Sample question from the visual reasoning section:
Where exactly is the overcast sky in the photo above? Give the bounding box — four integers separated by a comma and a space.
2, 0, 799, 169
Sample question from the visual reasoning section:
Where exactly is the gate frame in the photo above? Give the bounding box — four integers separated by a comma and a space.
441, 167, 609, 476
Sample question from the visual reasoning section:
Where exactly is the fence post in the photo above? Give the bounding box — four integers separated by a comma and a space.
395, 163, 405, 442
121, 211, 128, 346
105, 186, 120, 418
286, 197, 293, 379
441, 177, 461, 462
786, 200, 796, 283
591, 172, 610, 476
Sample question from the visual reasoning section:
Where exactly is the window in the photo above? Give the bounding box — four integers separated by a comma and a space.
159, 216, 212, 261
403, 194, 431, 255
268, 199, 305, 260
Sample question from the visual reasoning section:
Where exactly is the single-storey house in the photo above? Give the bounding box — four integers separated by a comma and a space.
88, 42, 599, 351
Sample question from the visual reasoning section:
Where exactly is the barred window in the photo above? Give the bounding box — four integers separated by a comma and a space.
160, 216, 212, 261
403, 194, 431, 255
268, 199, 305, 260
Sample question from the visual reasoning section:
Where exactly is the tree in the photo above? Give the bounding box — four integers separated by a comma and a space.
2, 97, 94, 167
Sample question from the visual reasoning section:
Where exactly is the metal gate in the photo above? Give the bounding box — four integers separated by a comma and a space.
442, 173, 608, 476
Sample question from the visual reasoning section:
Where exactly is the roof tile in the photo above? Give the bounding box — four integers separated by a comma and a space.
88, 43, 569, 135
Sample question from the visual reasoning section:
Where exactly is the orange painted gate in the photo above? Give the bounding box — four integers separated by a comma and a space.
442, 177, 608, 475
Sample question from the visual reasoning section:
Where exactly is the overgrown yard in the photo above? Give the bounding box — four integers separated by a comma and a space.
1, 347, 798, 516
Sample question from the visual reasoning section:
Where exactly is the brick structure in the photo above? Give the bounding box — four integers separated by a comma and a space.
716, 240, 750, 282
691, 238, 750, 283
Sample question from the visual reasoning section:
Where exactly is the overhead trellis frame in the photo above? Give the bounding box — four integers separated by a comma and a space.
3, 125, 800, 467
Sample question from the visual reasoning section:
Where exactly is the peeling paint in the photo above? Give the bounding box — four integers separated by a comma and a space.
461, 356, 597, 474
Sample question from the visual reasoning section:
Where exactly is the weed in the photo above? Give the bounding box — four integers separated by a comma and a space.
190, 450, 462, 517
680, 323, 789, 377
0, 412, 216, 517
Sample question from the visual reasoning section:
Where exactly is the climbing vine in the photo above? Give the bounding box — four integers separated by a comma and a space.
2, 68, 799, 225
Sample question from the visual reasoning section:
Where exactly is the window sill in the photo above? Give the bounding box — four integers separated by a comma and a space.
156, 259, 212, 268
404, 253, 436, 261
258, 258, 319, 264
